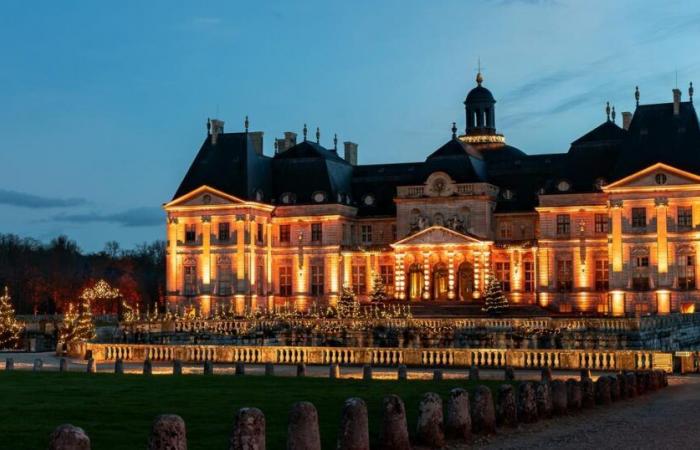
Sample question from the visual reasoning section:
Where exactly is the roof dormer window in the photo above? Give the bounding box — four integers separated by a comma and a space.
557, 180, 571, 192
281, 192, 295, 204
312, 191, 326, 203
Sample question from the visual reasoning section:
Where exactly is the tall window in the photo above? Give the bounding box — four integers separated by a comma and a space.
257, 223, 264, 244
184, 263, 197, 295
594, 259, 609, 291
185, 224, 197, 243
678, 254, 695, 290
256, 264, 264, 295
556, 258, 573, 292
499, 222, 513, 239
594, 214, 609, 233
311, 264, 324, 296
494, 262, 511, 291
633, 256, 650, 291
524, 261, 534, 292
279, 224, 291, 243
380, 264, 395, 296
352, 264, 367, 294
631, 207, 646, 228
218, 222, 230, 241
360, 225, 372, 244
311, 223, 322, 243
678, 206, 692, 229
278, 266, 292, 296
556, 214, 570, 236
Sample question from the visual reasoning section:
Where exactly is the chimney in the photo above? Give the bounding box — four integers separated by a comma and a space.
248, 131, 264, 155
275, 131, 298, 154
344, 141, 358, 165
622, 112, 633, 130
673, 88, 682, 115
209, 119, 225, 145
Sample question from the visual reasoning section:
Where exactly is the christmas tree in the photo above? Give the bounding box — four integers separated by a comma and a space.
482, 277, 509, 315
369, 270, 388, 303
0, 286, 23, 349
58, 299, 96, 346
75, 298, 96, 341
58, 303, 79, 347
337, 285, 359, 318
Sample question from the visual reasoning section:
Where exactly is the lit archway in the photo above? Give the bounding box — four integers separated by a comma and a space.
457, 261, 474, 301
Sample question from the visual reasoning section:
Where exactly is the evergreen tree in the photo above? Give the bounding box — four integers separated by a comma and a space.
369, 270, 388, 303
58, 303, 79, 346
337, 285, 359, 318
482, 277, 509, 315
0, 286, 23, 349
58, 299, 96, 346
75, 298, 96, 341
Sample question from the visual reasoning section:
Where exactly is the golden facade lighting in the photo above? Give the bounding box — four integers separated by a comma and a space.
610, 201, 623, 272
656, 289, 671, 315
655, 198, 669, 274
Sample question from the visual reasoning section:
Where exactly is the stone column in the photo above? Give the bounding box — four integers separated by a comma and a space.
167, 218, 178, 298
656, 198, 669, 284
448, 251, 456, 300
266, 222, 273, 310
422, 252, 431, 300
395, 253, 405, 300
201, 216, 212, 291
611, 200, 623, 273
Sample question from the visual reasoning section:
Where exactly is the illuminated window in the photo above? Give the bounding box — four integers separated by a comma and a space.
278, 266, 292, 296
184, 263, 197, 295
494, 262, 511, 292
633, 256, 650, 291
218, 222, 230, 241
256, 264, 264, 295
311, 223, 322, 242
556, 214, 570, 236
678, 254, 695, 290
380, 264, 395, 296
631, 208, 646, 228
556, 258, 573, 292
311, 264, 324, 296
524, 261, 534, 292
499, 222, 513, 239
185, 224, 197, 243
595, 259, 609, 291
352, 264, 367, 294
279, 224, 291, 243
257, 223, 264, 244
360, 225, 372, 244
594, 214, 609, 233
678, 206, 692, 229
217, 258, 232, 296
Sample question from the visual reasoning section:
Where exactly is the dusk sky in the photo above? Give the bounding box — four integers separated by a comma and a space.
1, 0, 699, 252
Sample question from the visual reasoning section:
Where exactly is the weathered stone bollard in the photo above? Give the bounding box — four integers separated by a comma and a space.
33, 358, 43, 371
173, 359, 183, 376
48, 424, 90, 450
148, 414, 187, 450
496, 384, 518, 428
397, 365, 408, 381
469, 365, 480, 381
595, 376, 612, 405
617, 373, 628, 400
432, 369, 443, 382
235, 362, 245, 376
471, 385, 496, 434
609, 375, 620, 401
661, 370, 668, 387
114, 359, 123, 374
518, 382, 538, 423
446, 388, 471, 440
230, 407, 265, 450
143, 359, 152, 376
649, 371, 659, 391
203, 360, 214, 375
264, 363, 274, 377
287, 402, 321, 450
566, 379, 582, 410
551, 380, 568, 415
580, 369, 591, 380
5, 358, 14, 371
541, 367, 553, 383
86, 358, 96, 374
536, 381, 553, 419
581, 378, 595, 408
296, 363, 306, 377
504, 366, 515, 381
362, 364, 372, 381
380, 395, 410, 450
59, 358, 68, 372
337, 397, 369, 450
329, 363, 340, 379
625, 372, 637, 398
416, 392, 444, 447
636, 371, 648, 394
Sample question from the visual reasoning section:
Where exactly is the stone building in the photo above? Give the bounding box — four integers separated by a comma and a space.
164, 73, 700, 317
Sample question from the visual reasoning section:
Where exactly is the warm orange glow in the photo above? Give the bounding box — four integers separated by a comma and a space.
656, 201, 668, 274
611, 205, 623, 272
656, 290, 670, 314
201, 219, 211, 286
611, 290, 625, 316
681, 303, 696, 314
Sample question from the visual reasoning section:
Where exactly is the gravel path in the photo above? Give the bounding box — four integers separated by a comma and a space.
468, 376, 700, 450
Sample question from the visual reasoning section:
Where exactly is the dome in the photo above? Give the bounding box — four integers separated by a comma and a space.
465, 85, 495, 104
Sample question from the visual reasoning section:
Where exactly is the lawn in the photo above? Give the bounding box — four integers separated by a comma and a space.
0, 371, 505, 449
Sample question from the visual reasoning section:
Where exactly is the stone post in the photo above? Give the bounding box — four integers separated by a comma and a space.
566, 379, 582, 410
287, 402, 321, 450
87, 358, 96, 374
504, 366, 515, 381
397, 365, 408, 381
551, 380, 568, 415
595, 376, 612, 405
114, 359, 123, 374
433, 369, 443, 381
536, 380, 553, 418
337, 398, 369, 450
362, 364, 372, 381
296, 363, 306, 377
380, 395, 410, 450
581, 378, 595, 408
445, 388, 471, 440
5, 357, 14, 370
143, 359, 153, 376
265, 363, 274, 376
517, 382, 538, 423
580, 369, 591, 380
416, 392, 444, 447
148, 414, 187, 450
235, 362, 245, 376
33, 358, 43, 371
329, 364, 340, 379
203, 360, 214, 375
471, 385, 496, 434
173, 360, 183, 375
230, 407, 265, 450
541, 367, 552, 383
48, 424, 90, 450
469, 365, 479, 381
496, 384, 518, 428
609, 375, 620, 401
59, 358, 68, 372
617, 373, 628, 400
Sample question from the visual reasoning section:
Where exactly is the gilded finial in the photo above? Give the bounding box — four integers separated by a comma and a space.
635, 86, 640, 106
206, 117, 211, 133
274, 140, 278, 152
316, 127, 320, 143
476, 57, 483, 86
690, 82, 694, 103
333, 133, 338, 150
303, 123, 308, 141
611, 105, 616, 123
244, 115, 249, 132
606, 102, 611, 121
451, 122, 457, 138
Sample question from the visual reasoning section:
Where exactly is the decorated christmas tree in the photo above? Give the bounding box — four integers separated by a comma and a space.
58, 303, 79, 346
369, 270, 388, 303
482, 277, 509, 315
75, 298, 96, 341
0, 286, 23, 349
58, 299, 96, 346
337, 285, 359, 318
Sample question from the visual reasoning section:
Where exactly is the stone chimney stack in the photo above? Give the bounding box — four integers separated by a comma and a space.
673, 88, 682, 115
209, 119, 225, 145
275, 131, 298, 154
344, 141, 358, 165
248, 131, 264, 155
622, 112, 633, 130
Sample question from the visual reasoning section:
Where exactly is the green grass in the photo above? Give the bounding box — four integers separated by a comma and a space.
0, 371, 507, 449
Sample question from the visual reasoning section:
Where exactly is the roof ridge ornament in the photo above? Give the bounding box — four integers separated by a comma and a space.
611, 105, 616, 123
303, 123, 308, 141
333, 133, 338, 150
606, 101, 611, 121
316, 127, 320, 144
451, 122, 457, 139
244, 115, 249, 132
635, 86, 640, 106
690, 82, 694, 103
476, 57, 484, 86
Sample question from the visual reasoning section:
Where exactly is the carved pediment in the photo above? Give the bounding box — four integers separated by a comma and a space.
392, 225, 484, 248
604, 163, 700, 192
164, 185, 247, 209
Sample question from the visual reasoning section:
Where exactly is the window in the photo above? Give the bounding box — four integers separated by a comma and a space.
631, 208, 646, 228
678, 254, 695, 290
594, 214, 609, 233
380, 264, 395, 296
217, 259, 232, 296
556, 214, 570, 236
350, 224, 356, 244
311, 223, 322, 242
280, 224, 291, 243
352, 264, 367, 294
360, 225, 372, 244
556, 259, 573, 292
494, 262, 511, 292
218, 222, 230, 241
279, 266, 292, 296
256, 264, 264, 295
633, 256, 650, 291
311, 264, 324, 296
678, 206, 692, 229
499, 222, 513, 239
595, 259, 609, 291
524, 261, 534, 292
185, 224, 197, 243
342, 224, 349, 243
257, 223, 264, 244
635, 256, 649, 267
184, 264, 197, 295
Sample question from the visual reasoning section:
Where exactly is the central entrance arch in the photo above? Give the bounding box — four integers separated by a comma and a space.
407, 263, 423, 301
457, 261, 474, 301
432, 263, 449, 300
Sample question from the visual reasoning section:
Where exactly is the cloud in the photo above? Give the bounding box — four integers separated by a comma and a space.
52, 207, 163, 228
0, 188, 87, 209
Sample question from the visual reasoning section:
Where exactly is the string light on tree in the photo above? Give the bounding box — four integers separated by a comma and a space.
0, 286, 23, 349
482, 277, 509, 315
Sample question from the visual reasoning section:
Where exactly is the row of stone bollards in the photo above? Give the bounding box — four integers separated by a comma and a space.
45, 367, 668, 450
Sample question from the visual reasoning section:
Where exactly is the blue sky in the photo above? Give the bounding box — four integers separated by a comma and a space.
1, 0, 699, 252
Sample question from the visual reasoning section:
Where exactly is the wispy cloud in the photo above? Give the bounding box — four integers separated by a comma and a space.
0, 188, 87, 209
52, 207, 162, 227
